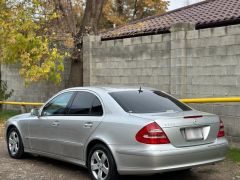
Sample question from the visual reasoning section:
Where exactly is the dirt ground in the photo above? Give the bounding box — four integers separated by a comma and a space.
0, 137, 239, 180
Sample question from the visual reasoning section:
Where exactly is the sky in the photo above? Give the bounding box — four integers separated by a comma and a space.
168, 0, 204, 11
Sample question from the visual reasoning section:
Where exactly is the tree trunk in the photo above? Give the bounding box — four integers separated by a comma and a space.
132, 0, 138, 21
67, 0, 104, 87
116, 0, 123, 15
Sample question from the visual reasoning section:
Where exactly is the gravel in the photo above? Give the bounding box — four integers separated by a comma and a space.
0, 137, 239, 180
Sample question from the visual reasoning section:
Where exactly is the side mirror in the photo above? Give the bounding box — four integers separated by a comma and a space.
31, 108, 40, 117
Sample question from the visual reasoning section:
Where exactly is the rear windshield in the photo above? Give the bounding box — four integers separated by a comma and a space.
110, 90, 191, 113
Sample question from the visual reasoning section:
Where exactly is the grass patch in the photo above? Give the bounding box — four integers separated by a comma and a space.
0, 110, 19, 124
227, 148, 240, 163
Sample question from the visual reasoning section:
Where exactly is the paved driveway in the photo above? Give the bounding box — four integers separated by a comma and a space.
0, 137, 239, 180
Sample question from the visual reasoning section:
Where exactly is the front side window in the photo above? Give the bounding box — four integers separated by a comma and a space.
42, 92, 74, 116
68, 91, 103, 116
110, 90, 191, 113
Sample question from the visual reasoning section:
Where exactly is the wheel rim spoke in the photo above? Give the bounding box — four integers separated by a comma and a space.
101, 154, 107, 164
15, 136, 19, 143
91, 164, 98, 171
102, 165, 109, 175
97, 169, 103, 180
93, 152, 101, 163
9, 138, 14, 144
15, 144, 19, 151
91, 150, 109, 180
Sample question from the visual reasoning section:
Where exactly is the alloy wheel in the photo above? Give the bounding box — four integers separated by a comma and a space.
91, 150, 109, 180
8, 131, 19, 156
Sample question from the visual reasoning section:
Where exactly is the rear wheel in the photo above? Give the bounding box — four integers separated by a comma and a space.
7, 128, 24, 159
87, 144, 119, 180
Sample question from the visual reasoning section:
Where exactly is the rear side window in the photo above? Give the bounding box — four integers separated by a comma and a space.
68, 91, 103, 116
110, 90, 191, 113
91, 98, 103, 116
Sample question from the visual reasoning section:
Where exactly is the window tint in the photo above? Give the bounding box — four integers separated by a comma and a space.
110, 90, 191, 113
68, 91, 103, 116
42, 92, 74, 116
91, 97, 103, 116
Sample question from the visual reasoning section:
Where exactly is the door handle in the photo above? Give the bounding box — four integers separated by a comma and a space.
84, 122, 93, 128
51, 121, 60, 127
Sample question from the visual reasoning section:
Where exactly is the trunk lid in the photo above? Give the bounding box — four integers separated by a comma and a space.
130, 110, 220, 147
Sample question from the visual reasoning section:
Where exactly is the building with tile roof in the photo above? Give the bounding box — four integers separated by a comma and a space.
102, 0, 240, 40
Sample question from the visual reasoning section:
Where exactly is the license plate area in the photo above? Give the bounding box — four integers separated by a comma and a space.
184, 127, 203, 141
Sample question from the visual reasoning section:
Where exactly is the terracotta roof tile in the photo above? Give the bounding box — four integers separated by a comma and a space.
101, 0, 240, 40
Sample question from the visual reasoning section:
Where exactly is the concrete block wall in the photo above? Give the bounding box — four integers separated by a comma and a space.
83, 23, 240, 143
1, 60, 71, 111
83, 34, 172, 93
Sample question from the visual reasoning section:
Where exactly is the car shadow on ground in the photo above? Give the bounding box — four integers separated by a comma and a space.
23, 153, 201, 180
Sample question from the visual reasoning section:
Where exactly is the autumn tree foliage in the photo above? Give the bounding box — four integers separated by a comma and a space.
101, 0, 169, 30
0, 0, 65, 85
0, 0, 168, 86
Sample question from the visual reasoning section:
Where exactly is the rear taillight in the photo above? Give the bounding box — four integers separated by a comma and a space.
135, 122, 170, 144
217, 119, 225, 138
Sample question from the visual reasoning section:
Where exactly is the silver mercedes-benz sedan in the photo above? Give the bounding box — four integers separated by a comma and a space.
5, 86, 228, 180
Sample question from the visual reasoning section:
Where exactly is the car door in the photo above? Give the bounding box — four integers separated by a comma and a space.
28, 91, 74, 155
57, 91, 104, 160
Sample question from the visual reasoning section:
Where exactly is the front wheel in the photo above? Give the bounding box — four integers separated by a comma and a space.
7, 127, 24, 159
87, 144, 119, 180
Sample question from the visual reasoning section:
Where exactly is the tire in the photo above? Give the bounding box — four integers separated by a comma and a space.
87, 144, 119, 180
7, 127, 24, 159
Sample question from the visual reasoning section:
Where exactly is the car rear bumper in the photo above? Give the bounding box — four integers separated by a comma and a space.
110, 138, 228, 175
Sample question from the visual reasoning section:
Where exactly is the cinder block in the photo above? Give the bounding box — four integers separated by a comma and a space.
158, 75, 170, 85
186, 30, 199, 39
163, 34, 171, 42
201, 37, 221, 47
227, 45, 240, 55
213, 86, 229, 96
186, 39, 200, 48
171, 39, 186, 49
171, 48, 186, 58
142, 36, 152, 44
132, 37, 142, 45
216, 76, 238, 86
106, 40, 114, 47
142, 51, 151, 60
171, 31, 186, 40
142, 68, 153, 76
114, 39, 123, 46
220, 35, 236, 46
91, 41, 102, 48
123, 38, 132, 46
191, 75, 215, 85
227, 24, 240, 35
199, 28, 212, 38
209, 46, 227, 56
152, 34, 163, 42
212, 27, 226, 37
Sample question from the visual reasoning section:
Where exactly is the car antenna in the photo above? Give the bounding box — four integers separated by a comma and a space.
138, 86, 143, 93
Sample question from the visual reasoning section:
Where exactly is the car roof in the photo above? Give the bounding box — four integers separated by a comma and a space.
65, 86, 156, 93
